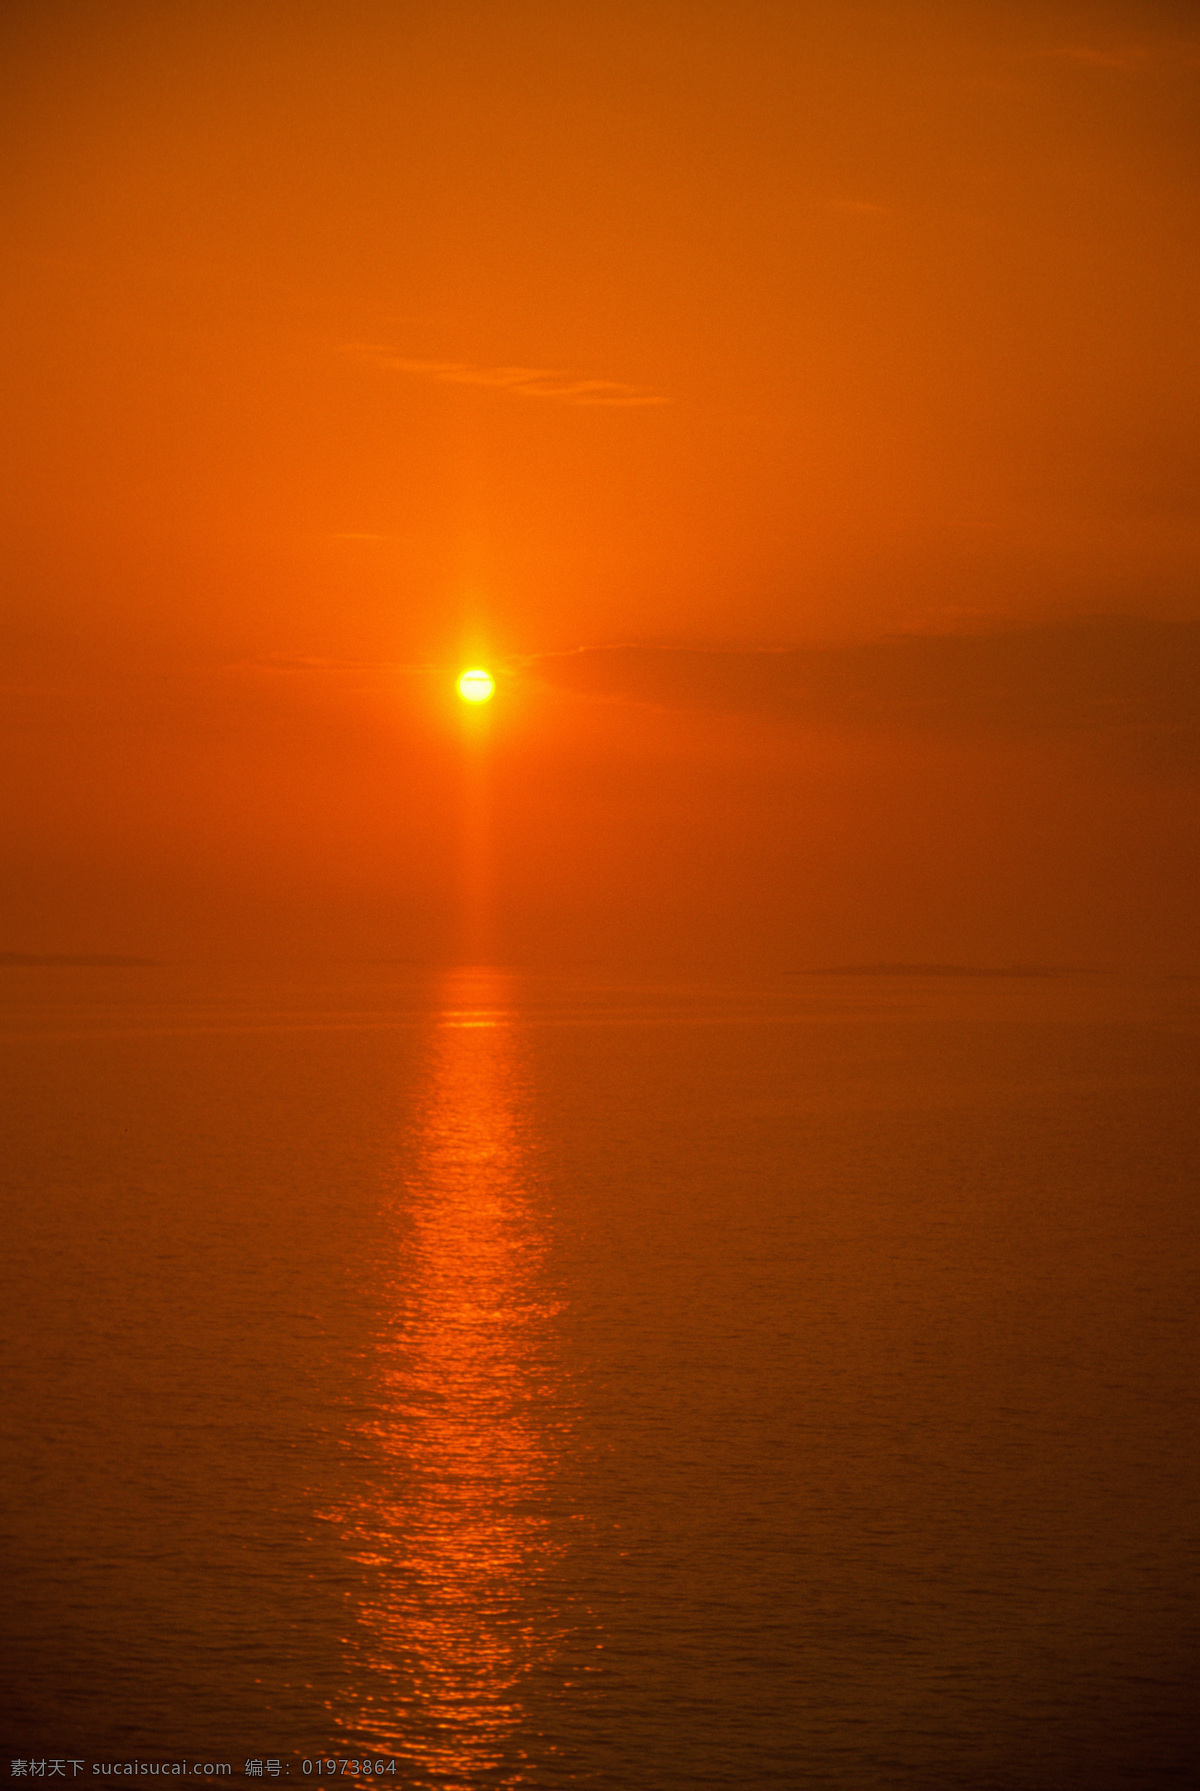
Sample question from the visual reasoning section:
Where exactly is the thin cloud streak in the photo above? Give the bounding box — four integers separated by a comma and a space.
530, 619, 1200, 772
341, 345, 669, 407
234, 653, 404, 676
1025, 39, 1200, 71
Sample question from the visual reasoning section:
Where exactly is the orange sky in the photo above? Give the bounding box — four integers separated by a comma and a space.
3, 1, 1198, 968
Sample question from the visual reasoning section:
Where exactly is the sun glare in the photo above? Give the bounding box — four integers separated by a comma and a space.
457, 669, 495, 703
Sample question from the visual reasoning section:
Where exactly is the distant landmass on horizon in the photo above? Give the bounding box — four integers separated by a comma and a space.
793, 963, 1080, 978
0, 952, 160, 967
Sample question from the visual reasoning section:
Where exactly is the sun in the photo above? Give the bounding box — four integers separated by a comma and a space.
457, 668, 495, 703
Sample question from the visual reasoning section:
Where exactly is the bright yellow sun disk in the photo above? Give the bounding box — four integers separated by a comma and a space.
457, 669, 495, 703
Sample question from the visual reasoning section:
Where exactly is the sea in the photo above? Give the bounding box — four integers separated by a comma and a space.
3, 964, 1197, 1789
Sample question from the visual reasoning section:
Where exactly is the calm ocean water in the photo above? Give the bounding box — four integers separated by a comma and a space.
3, 966, 1197, 1789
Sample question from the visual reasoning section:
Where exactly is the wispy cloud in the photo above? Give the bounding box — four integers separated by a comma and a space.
529, 620, 1200, 775
233, 653, 461, 682
1026, 39, 1200, 72
234, 653, 401, 676
341, 344, 669, 408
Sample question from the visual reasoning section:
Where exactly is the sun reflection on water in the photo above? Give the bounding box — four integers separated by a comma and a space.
330, 969, 566, 1784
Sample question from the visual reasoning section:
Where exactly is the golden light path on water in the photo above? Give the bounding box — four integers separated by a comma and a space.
329, 968, 567, 1785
